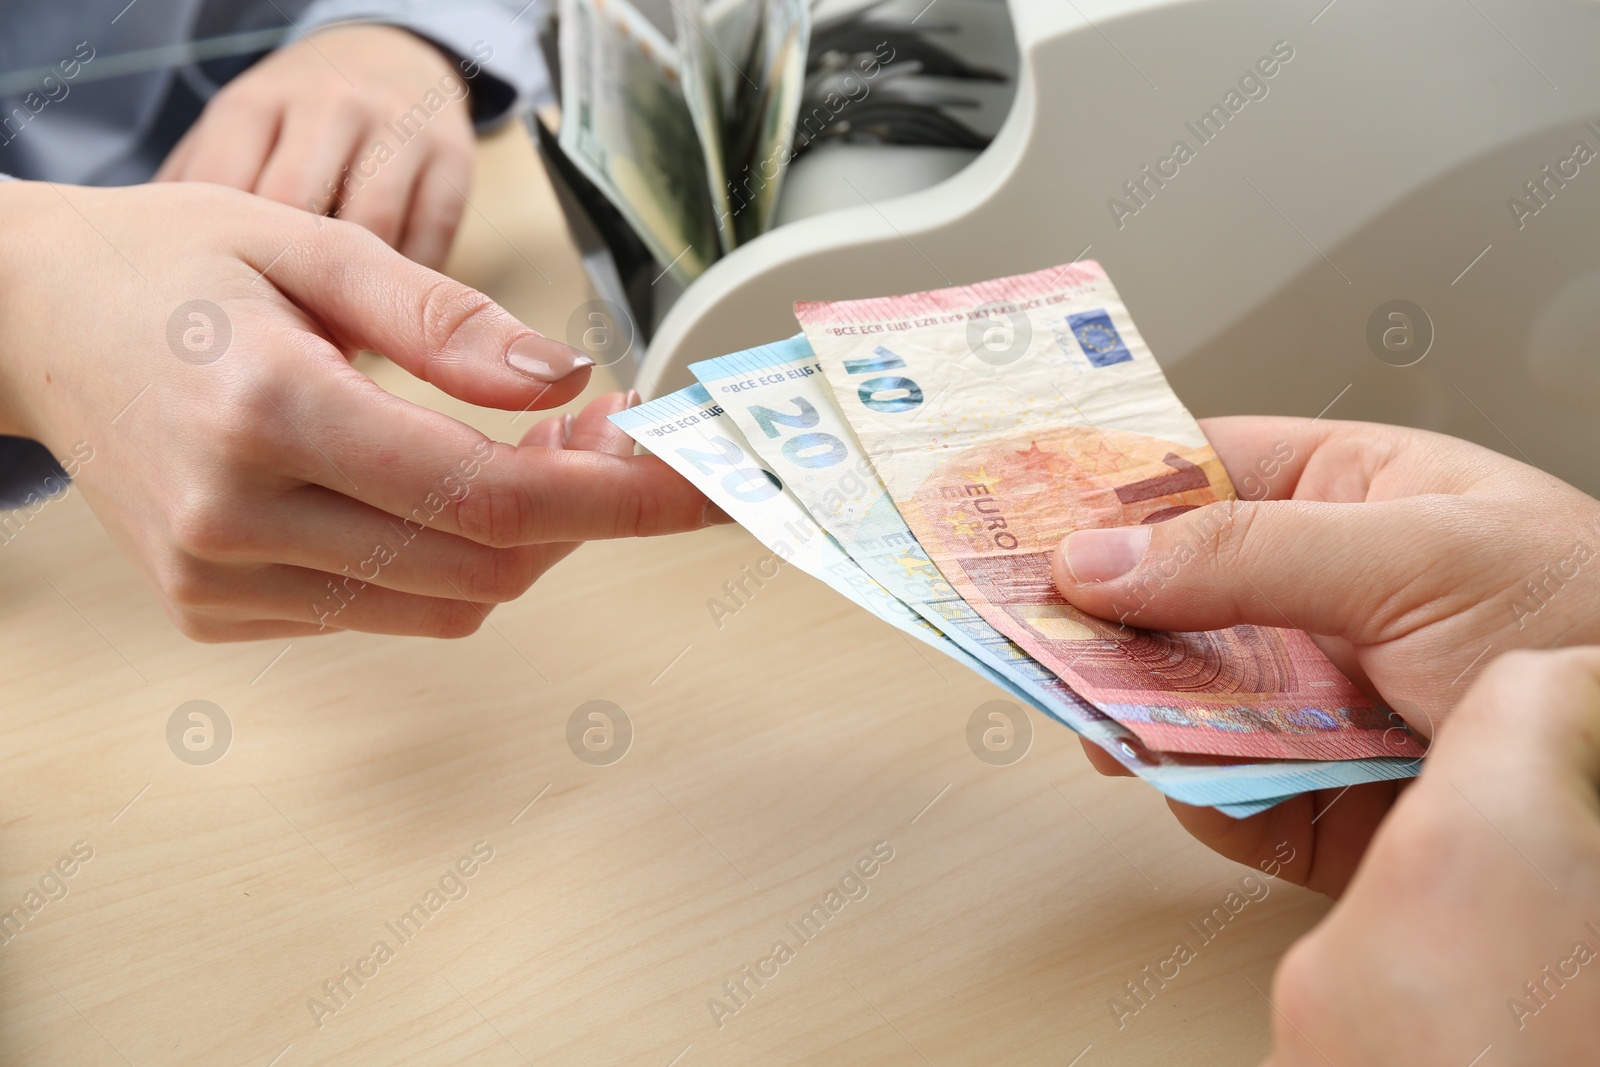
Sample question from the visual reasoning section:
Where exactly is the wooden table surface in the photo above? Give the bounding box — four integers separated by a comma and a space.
0, 125, 1330, 1066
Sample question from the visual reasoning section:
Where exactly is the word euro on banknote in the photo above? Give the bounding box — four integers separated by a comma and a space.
689, 335, 1420, 811
797, 262, 1425, 763
558, 0, 720, 283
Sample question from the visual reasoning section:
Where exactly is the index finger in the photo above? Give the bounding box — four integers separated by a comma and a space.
478, 445, 727, 544
1200, 415, 1526, 504
1196, 415, 1339, 502
240, 214, 593, 412
277, 366, 721, 546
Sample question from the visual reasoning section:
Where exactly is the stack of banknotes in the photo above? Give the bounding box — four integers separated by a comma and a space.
612, 264, 1425, 816
558, 0, 809, 284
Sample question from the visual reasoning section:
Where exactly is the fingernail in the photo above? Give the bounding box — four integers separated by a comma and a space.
1064, 526, 1151, 583
624, 389, 641, 409
702, 500, 734, 526
561, 412, 575, 445
506, 335, 595, 382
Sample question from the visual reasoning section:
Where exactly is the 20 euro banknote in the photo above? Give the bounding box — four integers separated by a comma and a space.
610, 383, 1020, 691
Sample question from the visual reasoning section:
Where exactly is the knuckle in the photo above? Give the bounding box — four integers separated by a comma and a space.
1270, 935, 1331, 1039
167, 493, 245, 558
168, 610, 226, 643
210, 380, 286, 466
424, 600, 487, 639
334, 97, 370, 124
421, 192, 465, 238
594, 493, 642, 540
165, 492, 230, 559
253, 169, 303, 205
1365, 798, 1468, 895
569, 458, 666, 539
436, 137, 475, 170
420, 172, 468, 224
211, 420, 255, 468
320, 213, 378, 245
417, 276, 500, 358
456, 547, 540, 603
620, 482, 669, 537
453, 485, 530, 548
157, 554, 218, 611
1203, 499, 1262, 573
352, 199, 403, 241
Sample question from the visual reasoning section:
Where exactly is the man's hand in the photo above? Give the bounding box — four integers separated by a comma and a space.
1051, 416, 1600, 895
0, 180, 725, 642
1264, 648, 1600, 1066
156, 24, 475, 269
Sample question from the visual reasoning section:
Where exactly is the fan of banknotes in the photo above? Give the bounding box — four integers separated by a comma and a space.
611, 264, 1426, 817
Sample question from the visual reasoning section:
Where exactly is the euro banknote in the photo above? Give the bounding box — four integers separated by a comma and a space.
685, 335, 1419, 809
609, 383, 1020, 691
796, 262, 1426, 763
691, 337, 1053, 697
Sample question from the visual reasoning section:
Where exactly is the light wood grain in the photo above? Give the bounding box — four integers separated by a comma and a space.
0, 123, 1328, 1067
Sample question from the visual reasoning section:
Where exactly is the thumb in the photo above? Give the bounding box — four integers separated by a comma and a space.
247, 216, 593, 410
1051, 497, 1456, 643
1429, 646, 1600, 815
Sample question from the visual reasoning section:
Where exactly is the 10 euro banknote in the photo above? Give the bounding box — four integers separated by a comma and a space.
794, 263, 1424, 764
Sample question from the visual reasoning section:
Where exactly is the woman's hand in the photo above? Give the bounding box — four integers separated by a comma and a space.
1051, 416, 1600, 895
156, 24, 476, 269
0, 180, 722, 642
1264, 647, 1600, 1066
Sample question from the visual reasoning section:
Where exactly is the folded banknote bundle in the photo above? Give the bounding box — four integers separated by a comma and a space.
612, 263, 1424, 816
